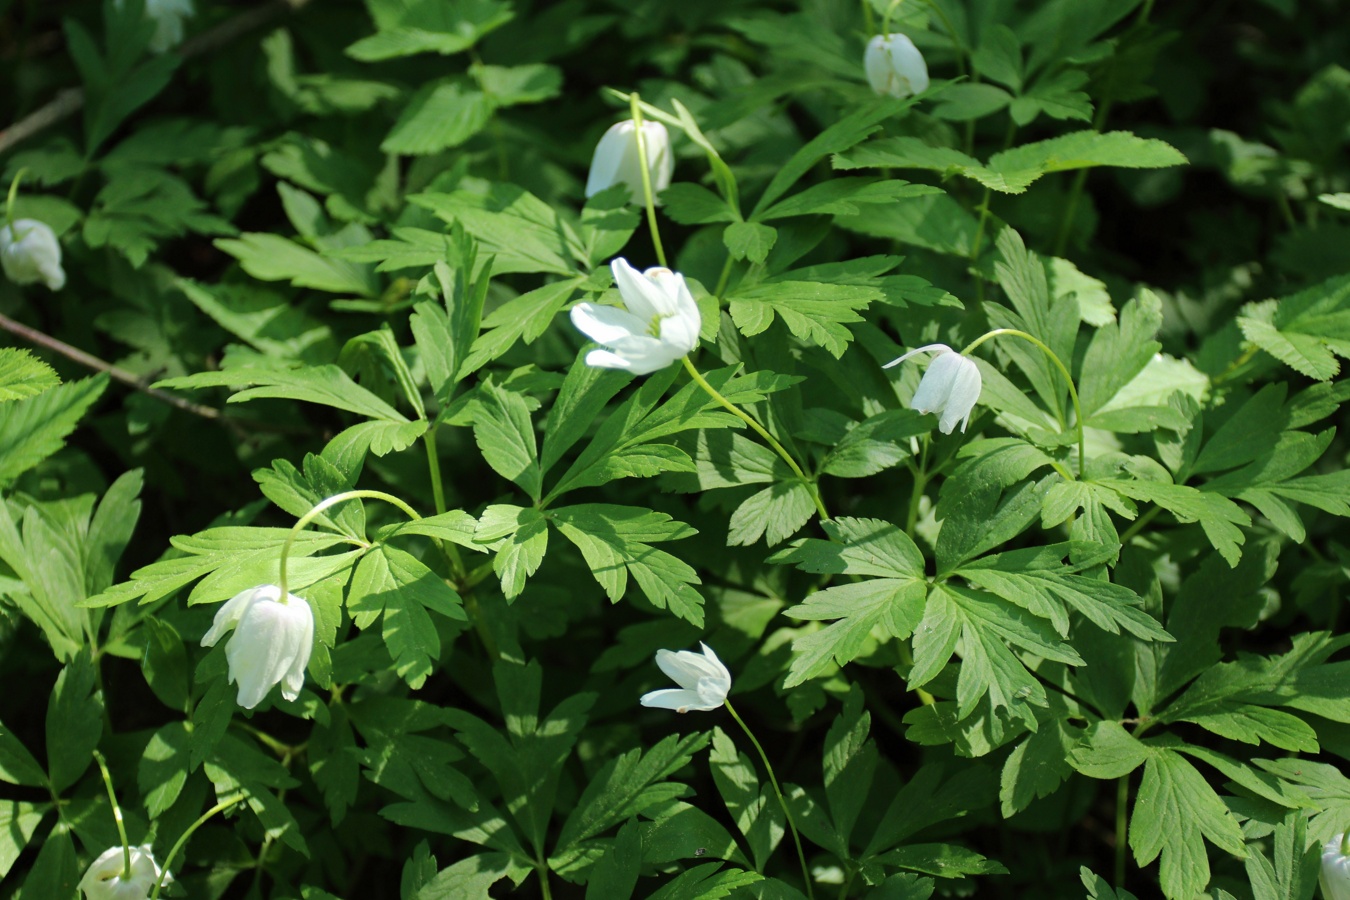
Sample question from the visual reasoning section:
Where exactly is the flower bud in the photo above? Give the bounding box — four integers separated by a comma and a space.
570, 257, 701, 375
114, 0, 195, 53
1323, 833, 1350, 900
640, 642, 732, 713
864, 33, 930, 99
0, 218, 65, 291
585, 120, 673, 205
200, 584, 314, 709
78, 844, 171, 900
884, 343, 982, 434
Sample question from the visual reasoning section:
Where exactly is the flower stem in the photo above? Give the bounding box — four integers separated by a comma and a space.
5, 167, 25, 227
724, 700, 814, 900
1114, 774, 1129, 888
681, 356, 829, 521
961, 328, 1086, 474
1341, 828, 1350, 857
150, 793, 248, 900
860, 0, 875, 36
629, 92, 668, 268
278, 489, 421, 599
92, 751, 132, 880
422, 427, 468, 581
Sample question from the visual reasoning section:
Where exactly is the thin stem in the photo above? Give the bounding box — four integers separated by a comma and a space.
1113, 774, 1129, 888
725, 700, 814, 900
1118, 506, 1162, 546
629, 93, 667, 268
92, 751, 132, 879
5, 168, 25, 226
149, 793, 248, 900
1341, 829, 1350, 857
537, 861, 555, 900
880, 0, 899, 36
962, 328, 1086, 474
713, 253, 735, 298
860, 0, 875, 36
278, 490, 421, 599
681, 356, 829, 521
422, 427, 467, 582
904, 437, 928, 537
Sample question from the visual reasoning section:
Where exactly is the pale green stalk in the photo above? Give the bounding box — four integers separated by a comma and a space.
4, 168, 26, 228
277, 489, 421, 599
681, 356, 829, 521
92, 750, 132, 879
629, 92, 668, 268
962, 328, 1086, 474
149, 793, 248, 900
725, 700, 815, 900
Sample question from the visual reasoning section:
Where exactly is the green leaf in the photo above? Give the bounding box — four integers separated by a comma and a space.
156, 365, 407, 422
1070, 721, 1150, 780
349, 545, 465, 688
1081, 866, 1140, 900
346, 0, 514, 61
215, 232, 377, 295
727, 481, 816, 547
1100, 479, 1250, 566
1237, 275, 1350, 380
15, 822, 78, 900
1078, 292, 1164, 419
474, 505, 547, 601
0, 375, 107, 486
46, 652, 102, 793
579, 186, 640, 267
139, 722, 190, 818
723, 221, 778, 264
1244, 811, 1320, 900
783, 578, 926, 688
1129, 748, 1246, 900
729, 282, 882, 357
140, 617, 189, 712
552, 504, 704, 627
0, 801, 45, 879
0, 720, 47, 788
662, 183, 738, 225
585, 821, 642, 900
178, 280, 337, 364
757, 178, 939, 222
0, 349, 59, 403
472, 380, 542, 501
412, 185, 579, 276
463, 277, 584, 374
382, 80, 493, 155
709, 727, 783, 873
1000, 718, 1076, 817
773, 517, 926, 578
646, 863, 764, 900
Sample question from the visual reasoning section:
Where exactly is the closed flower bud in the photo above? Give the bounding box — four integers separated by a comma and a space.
570, 257, 701, 375
0, 218, 65, 291
78, 844, 171, 900
884, 343, 982, 434
585, 120, 673, 205
864, 33, 930, 99
640, 642, 732, 713
1323, 833, 1350, 900
200, 584, 314, 709
115, 0, 195, 53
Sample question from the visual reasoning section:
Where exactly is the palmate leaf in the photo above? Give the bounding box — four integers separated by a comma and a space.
412, 185, 581, 276
0, 349, 59, 403
1099, 478, 1250, 566
0, 374, 107, 486
728, 281, 883, 357
1237, 275, 1350, 380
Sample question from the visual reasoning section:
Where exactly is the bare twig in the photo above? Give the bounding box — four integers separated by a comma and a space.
0, 0, 315, 156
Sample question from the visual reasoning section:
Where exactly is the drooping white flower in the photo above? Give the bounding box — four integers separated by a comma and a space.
585, 120, 674, 205
640, 642, 732, 713
570, 257, 701, 375
1323, 833, 1350, 900
200, 584, 314, 710
884, 343, 982, 434
864, 33, 930, 99
78, 844, 171, 900
0, 218, 65, 291
115, 0, 195, 54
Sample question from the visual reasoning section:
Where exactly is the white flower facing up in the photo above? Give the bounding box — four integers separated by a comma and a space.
78, 844, 171, 900
585, 119, 674, 205
884, 343, 982, 434
864, 33, 930, 99
115, 0, 195, 54
200, 584, 314, 710
570, 257, 701, 375
1323, 833, 1350, 900
640, 642, 732, 713
0, 218, 65, 291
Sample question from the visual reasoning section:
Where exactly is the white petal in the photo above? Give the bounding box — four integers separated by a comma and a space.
639, 688, 709, 712
585, 121, 635, 199
200, 585, 270, 648
643, 121, 674, 194
611, 257, 667, 322
570, 301, 649, 345
937, 356, 982, 434
910, 350, 962, 416
224, 590, 312, 709
654, 648, 704, 690
881, 343, 953, 369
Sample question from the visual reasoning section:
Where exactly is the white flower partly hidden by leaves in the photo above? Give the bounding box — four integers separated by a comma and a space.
884, 343, 982, 434
201, 584, 314, 710
570, 257, 701, 375
115, 0, 195, 54
640, 642, 732, 713
864, 33, 930, 99
0, 218, 65, 291
78, 844, 171, 900
585, 119, 673, 205
1322, 833, 1350, 900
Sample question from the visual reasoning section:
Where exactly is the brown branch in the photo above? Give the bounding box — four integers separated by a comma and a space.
0, 0, 316, 156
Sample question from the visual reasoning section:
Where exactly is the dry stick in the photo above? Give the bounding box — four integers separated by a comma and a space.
0, 0, 316, 156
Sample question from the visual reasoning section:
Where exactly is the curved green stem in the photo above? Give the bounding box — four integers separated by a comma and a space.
629, 92, 667, 268
962, 328, 1086, 474
5, 168, 26, 228
713, 253, 735, 298
880, 0, 900, 36
149, 793, 248, 900
725, 700, 815, 900
278, 489, 421, 599
92, 751, 132, 880
1341, 828, 1350, 857
860, 0, 875, 36
681, 356, 829, 521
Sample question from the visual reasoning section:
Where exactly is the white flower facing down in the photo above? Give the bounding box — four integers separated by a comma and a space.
585, 119, 673, 205
0, 218, 65, 291
884, 343, 982, 434
570, 257, 701, 375
78, 844, 171, 900
115, 0, 195, 53
640, 642, 732, 713
200, 584, 314, 710
864, 33, 930, 99
1323, 834, 1350, 900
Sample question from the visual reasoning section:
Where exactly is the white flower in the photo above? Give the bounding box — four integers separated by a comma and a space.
115, 0, 195, 53
0, 218, 65, 291
864, 33, 930, 99
1323, 834, 1350, 900
200, 584, 314, 709
884, 343, 982, 434
640, 642, 732, 713
570, 257, 701, 375
585, 120, 674, 205
78, 844, 171, 900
